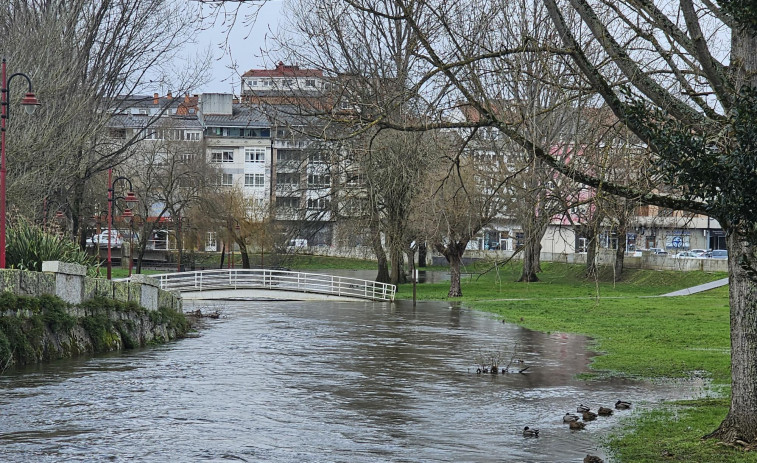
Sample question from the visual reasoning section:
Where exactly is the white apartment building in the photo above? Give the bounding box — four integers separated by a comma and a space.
199, 93, 273, 216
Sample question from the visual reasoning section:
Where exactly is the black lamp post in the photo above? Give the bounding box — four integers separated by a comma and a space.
107, 168, 138, 280
1, 58, 40, 268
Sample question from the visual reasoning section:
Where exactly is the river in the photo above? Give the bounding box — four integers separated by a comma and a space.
0, 299, 704, 462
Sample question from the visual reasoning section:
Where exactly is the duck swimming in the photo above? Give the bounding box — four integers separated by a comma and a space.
577, 404, 590, 413
569, 420, 586, 430
597, 407, 613, 416
522, 426, 540, 437
582, 410, 598, 421
563, 412, 580, 422
615, 400, 632, 410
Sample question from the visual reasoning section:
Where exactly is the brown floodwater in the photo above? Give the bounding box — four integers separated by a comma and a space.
0, 299, 708, 462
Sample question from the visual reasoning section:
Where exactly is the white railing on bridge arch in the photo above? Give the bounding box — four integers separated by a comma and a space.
151, 269, 396, 302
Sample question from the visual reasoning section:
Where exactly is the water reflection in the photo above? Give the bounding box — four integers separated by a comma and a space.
0, 300, 704, 462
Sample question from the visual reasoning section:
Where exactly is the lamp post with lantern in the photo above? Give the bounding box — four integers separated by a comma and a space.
106, 168, 138, 280
1, 58, 40, 268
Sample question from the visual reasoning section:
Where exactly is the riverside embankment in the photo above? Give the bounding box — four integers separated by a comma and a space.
0, 262, 188, 370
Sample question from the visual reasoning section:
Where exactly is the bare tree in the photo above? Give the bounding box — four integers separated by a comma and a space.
299, 0, 757, 444
0, 0, 207, 246
127, 125, 216, 273
413, 133, 508, 297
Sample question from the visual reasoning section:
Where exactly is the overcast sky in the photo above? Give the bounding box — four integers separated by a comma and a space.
193, 0, 284, 95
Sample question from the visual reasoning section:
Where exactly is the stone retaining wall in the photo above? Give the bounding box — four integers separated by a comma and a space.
0, 261, 180, 316
0, 262, 188, 369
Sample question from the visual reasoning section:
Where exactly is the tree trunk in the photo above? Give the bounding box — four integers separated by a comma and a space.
447, 249, 463, 297
390, 247, 406, 285
219, 243, 226, 269
585, 233, 598, 278
704, 23, 757, 445
371, 221, 390, 283
436, 241, 467, 297
519, 237, 542, 282
614, 234, 625, 281
418, 243, 427, 267
235, 236, 250, 269
71, 178, 86, 249
704, 227, 757, 443
405, 248, 415, 281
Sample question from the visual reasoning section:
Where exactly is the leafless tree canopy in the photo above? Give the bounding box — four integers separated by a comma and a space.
0, 0, 207, 242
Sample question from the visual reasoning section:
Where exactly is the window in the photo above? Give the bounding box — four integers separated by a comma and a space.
307, 174, 330, 188
108, 128, 126, 139
211, 150, 234, 163
346, 172, 365, 187
186, 131, 201, 141
276, 173, 299, 186
305, 79, 316, 87
276, 197, 299, 209
245, 173, 265, 187
307, 198, 330, 210
277, 149, 301, 162
218, 173, 233, 186
309, 152, 327, 164
205, 232, 217, 252
245, 147, 266, 162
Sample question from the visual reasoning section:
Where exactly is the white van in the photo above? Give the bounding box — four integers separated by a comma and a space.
288, 239, 308, 249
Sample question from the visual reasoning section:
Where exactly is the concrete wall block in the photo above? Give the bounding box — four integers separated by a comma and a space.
18, 271, 56, 297
54, 273, 84, 305
112, 281, 130, 305
0, 269, 21, 294
158, 290, 180, 311
130, 274, 160, 288
128, 282, 142, 305
41, 261, 87, 276
140, 284, 159, 311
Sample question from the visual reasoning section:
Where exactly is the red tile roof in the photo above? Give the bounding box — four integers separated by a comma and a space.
242, 61, 323, 78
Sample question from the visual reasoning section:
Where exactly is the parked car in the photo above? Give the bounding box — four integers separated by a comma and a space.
648, 248, 668, 255
89, 231, 124, 248
673, 251, 705, 259
690, 248, 708, 257
708, 250, 728, 259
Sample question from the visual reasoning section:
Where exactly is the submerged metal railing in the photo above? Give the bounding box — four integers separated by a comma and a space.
151, 269, 396, 302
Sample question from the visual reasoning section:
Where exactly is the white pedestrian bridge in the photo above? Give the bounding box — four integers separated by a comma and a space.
150, 269, 396, 302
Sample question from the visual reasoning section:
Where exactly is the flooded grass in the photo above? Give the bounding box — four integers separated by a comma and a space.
397, 262, 747, 462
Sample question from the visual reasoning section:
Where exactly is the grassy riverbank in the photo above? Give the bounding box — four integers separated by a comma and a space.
395, 262, 757, 462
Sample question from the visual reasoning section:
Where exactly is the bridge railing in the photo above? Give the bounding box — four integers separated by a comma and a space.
151, 269, 396, 302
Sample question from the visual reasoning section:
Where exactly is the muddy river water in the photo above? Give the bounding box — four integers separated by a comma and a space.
0, 299, 705, 462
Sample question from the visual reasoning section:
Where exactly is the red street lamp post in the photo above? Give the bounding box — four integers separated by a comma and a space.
1, 58, 40, 268
106, 168, 138, 280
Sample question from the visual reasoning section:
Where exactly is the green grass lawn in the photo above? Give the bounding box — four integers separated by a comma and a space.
283, 254, 379, 270
105, 268, 164, 279
396, 262, 757, 462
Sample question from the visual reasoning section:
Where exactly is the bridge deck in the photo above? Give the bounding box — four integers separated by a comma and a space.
151, 269, 396, 302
